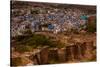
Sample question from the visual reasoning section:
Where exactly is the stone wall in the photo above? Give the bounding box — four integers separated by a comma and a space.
11, 41, 96, 66
28, 41, 96, 65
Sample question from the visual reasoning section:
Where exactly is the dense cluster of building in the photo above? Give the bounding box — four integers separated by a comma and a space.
11, 1, 96, 37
